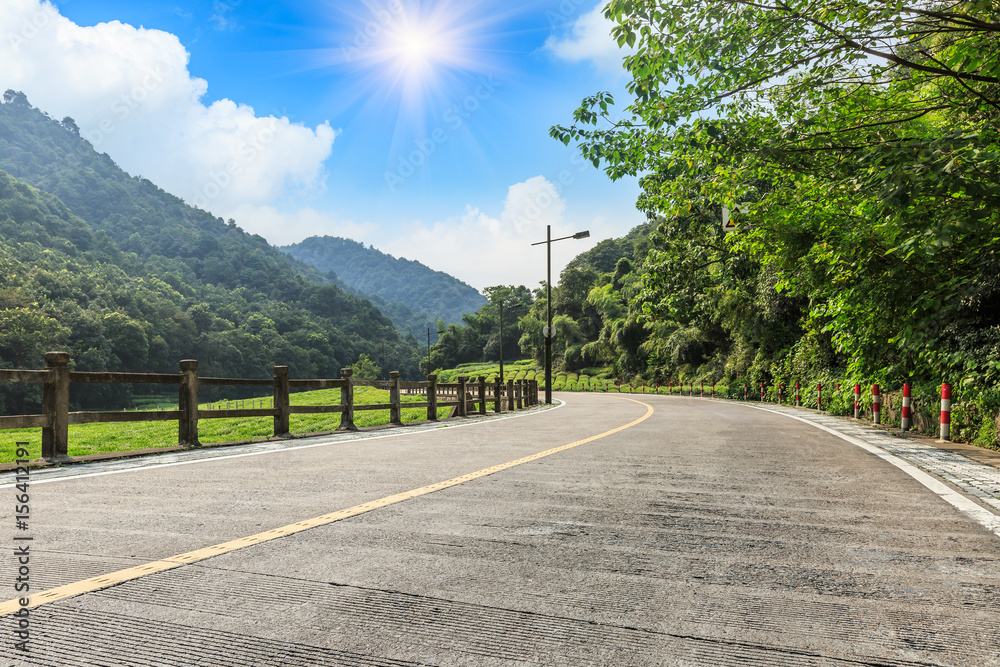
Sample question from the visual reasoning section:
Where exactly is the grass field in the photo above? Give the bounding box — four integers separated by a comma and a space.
0, 386, 450, 464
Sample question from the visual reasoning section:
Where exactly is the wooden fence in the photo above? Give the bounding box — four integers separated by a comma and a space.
0, 352, 540, 461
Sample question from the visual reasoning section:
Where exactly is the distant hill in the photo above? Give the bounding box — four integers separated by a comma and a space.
565, 221, 655, 274
281, 236, 486, 327
0, 91, 425, 397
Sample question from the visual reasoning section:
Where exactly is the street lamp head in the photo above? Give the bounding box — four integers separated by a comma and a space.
573, 230, 590, 239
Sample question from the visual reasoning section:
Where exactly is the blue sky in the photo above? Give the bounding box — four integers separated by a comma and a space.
1, 0, 643, 290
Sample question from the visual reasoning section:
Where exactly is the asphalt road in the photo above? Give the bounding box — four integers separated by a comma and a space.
2, 392, 999, 666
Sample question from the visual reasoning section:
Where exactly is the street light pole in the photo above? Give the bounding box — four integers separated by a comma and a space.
546, 225, 552, 405
532, 226, 590, 405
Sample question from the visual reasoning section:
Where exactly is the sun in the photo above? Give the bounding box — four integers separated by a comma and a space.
395, 29, 435, 65
317, 1, 506, 133
334, 1, 490, 98
382, 16, 460, 82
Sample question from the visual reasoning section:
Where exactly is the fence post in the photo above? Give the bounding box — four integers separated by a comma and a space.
42, 351, 71, 461
426, 374, 438, 421
854, 384, 861, 418
494, 376, 502, 413
457, 376, 468, 417
516, 380, 524, 409
273, 365, 290, 436
338, 368, 357, 431
178, 358, 200, 448
901, 383, 912, 431
940, 382, 951, 441
872, 384, 881, 424
389, 371, 402, 425
507, 378, 515, 411
478, 376, 487, 415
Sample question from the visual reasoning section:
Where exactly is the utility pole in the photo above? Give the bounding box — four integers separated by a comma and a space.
498, 299, 504, 384
426, 326, 446, 375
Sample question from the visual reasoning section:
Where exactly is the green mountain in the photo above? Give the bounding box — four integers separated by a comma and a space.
0, 90, 328, 294
281, 236, 486, 329
0, 92, 425, 412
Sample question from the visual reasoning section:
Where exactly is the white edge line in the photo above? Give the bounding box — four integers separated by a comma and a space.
724, 400, 1000, 539
0, 401, 566, 488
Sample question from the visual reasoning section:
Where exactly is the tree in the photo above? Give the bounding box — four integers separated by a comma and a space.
552, 0, 1000, 384
61, 117, 80, 136
350, 353, 381, 380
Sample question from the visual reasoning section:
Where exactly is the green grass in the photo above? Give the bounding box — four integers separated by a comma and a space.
0, 386, 449, 464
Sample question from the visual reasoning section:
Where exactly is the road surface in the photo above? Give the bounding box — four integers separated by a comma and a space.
2, 393, 999, 666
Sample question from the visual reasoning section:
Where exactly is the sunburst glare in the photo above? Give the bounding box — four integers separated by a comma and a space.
337, 1, 496, 114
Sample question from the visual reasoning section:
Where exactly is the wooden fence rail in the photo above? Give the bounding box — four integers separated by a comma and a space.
0, 352, 540, 462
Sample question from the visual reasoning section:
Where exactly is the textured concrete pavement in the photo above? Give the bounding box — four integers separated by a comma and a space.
2, 393, 999, 666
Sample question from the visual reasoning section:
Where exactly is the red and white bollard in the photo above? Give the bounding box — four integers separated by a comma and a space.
760, 381, 764, 401
743, 382, 748, 400
817, 382, 823, 410
700, 381, 704, 397
901, 383, 912, 431
872, 384, 881, 424
711, 381, 715, 398
854, 384, 861, 418
940, 383, 951, 441
795, 382, 801, 406
777, 382, 782, 404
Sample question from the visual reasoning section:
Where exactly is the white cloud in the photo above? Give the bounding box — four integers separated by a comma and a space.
380, 176, 600, 292
226, 204, 377, 248
0, 0, 336, 215
545, 2, 630, 73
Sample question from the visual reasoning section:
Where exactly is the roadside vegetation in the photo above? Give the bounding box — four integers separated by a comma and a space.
428, 1, 1000, 450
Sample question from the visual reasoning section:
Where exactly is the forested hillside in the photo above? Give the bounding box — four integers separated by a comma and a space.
0, 91, 328, 294
282, 236, 486, 331
0, 93, 426, 413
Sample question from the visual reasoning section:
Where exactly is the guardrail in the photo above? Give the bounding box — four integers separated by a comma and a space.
1, 352, 540, 461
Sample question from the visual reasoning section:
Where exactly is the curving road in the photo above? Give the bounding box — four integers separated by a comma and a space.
2, 392, 999, 666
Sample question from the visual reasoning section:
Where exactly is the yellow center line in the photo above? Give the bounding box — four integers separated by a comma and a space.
1, 397, 654, 616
